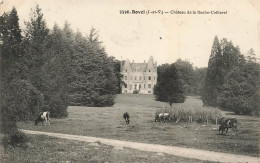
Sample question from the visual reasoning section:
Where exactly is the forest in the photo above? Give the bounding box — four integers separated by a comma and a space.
0, 6, 121, 144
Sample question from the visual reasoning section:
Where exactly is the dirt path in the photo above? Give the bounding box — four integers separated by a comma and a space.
21, 129, 259, 163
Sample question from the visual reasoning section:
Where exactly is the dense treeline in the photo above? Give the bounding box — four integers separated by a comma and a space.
174, 59, 207, 95
0, 6, 120, 145
202, 36, 260, 116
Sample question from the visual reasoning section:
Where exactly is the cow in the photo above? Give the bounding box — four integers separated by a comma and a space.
162, 113, 170, 122
219, 117, 237, 135
155, 113, 170, 123
155, 113, 163, 122
219, 121, 230, 135
123, 112, 130, 124
35, 111, 50, 126
155, 114, 161, 122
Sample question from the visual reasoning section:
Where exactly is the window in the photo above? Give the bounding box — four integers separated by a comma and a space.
125, 76, 127, 80
148, 84, 151, 88
149, 70, 151, 72
130, 76, 132, 80
148, 91, 151, 93
154, 76, 156, 80
125, 84, 127, 88
139, 84, 141, 89
130, 84, 132, 90
134, 76, 137, 80
144, 76, 146, 80
148, 76, 151, 80
139, 76, 142, 80
125, 69, 127, 72
144, 84, 145, 88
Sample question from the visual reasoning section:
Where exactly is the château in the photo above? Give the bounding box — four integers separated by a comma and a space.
121, 56, 157, 94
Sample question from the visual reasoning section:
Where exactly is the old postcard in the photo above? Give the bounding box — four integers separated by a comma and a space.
0, 0, 259, 162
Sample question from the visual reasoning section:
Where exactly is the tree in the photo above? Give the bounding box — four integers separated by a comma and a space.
217, 62, 260, 116
154, 63, 185, 106
41, 23, 70, 117
174, 59, 196, 95
68, 27, 118, 106
246, 48, 257, 63
0, 7, 27, 146
23, 5, 49, 90
194, 67, 207, 95
221, 38, 245, 75
202, 36, 224, 106
107, 56, 124, 94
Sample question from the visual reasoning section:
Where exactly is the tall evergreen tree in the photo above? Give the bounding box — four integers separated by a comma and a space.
23, 5, 49, 90
0, 7, 28, 145
203, 36, 224, 106
68, 27, 118, 106
107, 56, 124, 94
41, 23, 70, 117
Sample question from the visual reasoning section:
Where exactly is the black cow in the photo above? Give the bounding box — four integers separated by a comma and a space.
219, 117, 237, 135
123, 112, 130, 124
35, 111, 50, 126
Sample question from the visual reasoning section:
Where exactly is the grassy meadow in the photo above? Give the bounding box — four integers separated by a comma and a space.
1, 134, 201, 163
12, 94, 260, 160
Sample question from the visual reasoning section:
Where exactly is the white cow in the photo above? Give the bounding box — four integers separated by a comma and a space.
34, 111, 50, 126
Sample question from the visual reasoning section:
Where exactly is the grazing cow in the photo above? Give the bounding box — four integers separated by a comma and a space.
155, 113, 163, 122
162, 113, 170, 122
219, 117, 237, 135
155, 114, 161, 122
155, 113, 170, 123
35, 111, 50, 126
123, 112, 130, 124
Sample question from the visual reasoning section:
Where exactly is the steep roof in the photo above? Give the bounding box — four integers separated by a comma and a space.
130, 63, 147, 72
121, 56, 157, 72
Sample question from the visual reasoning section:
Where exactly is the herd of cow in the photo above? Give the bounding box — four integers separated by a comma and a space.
153, 112, 238, 135
35, 111, 237, 135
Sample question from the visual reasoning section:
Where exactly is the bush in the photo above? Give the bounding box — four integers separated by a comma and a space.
2, 131, 28, 148
1, 106, 28, 148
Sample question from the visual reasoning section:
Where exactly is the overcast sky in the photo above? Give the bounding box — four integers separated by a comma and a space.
1, 0, 259, 67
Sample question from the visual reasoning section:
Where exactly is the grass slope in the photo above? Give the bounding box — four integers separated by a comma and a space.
1, 134, 201, 163
17, 94, 260, 157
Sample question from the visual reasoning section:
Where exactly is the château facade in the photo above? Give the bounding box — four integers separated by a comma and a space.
121, 56, 157, 94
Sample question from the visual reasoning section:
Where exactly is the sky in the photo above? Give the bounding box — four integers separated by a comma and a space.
0, 0, 259, 67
